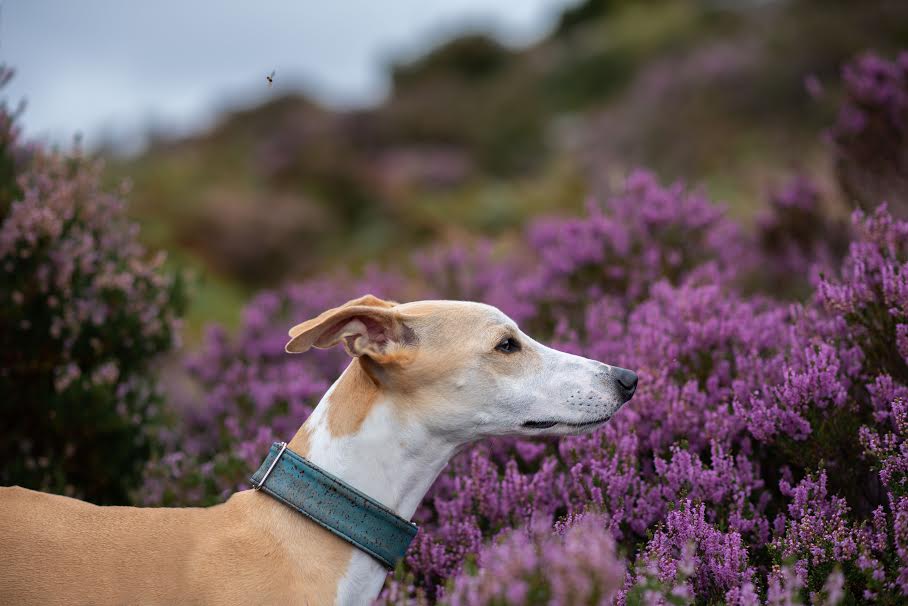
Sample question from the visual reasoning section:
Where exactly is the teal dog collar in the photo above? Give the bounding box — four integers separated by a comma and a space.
250, 442, 418, 569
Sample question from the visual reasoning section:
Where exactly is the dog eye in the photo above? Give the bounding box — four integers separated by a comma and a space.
495, 337, 521, 353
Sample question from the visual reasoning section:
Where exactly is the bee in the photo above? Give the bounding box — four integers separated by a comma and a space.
266, 70, 275, 88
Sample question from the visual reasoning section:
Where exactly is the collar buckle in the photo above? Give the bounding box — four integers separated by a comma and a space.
252, 441, 287, 491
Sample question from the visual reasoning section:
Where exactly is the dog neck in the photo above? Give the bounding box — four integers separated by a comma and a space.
290, 358, 457, 517
282, 358, 457, 602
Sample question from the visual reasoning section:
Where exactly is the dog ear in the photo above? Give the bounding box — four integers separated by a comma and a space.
285, 295, 411, 362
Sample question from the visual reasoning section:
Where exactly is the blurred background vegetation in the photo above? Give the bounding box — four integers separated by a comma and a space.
89, 0, 908, 342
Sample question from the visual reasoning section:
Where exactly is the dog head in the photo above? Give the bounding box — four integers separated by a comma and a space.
286, 295, 637, 443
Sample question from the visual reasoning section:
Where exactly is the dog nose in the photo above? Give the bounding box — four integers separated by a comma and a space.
613, 367, 638, 399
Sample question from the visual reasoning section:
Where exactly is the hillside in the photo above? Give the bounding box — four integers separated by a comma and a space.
110, 0, 908, 337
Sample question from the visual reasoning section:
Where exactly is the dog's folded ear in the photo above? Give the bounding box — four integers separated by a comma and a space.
285, 295, 412, 362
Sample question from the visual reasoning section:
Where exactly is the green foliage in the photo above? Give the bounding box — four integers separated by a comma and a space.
392, 34, 513, 86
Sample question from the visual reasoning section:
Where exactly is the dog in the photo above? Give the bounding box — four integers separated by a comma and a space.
0, 295, 637, 605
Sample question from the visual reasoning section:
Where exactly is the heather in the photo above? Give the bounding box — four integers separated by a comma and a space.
0, 67, 186, 503
830, 51, 908, 217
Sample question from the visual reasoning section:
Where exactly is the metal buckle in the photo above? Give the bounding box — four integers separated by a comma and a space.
253, 441, 288, 491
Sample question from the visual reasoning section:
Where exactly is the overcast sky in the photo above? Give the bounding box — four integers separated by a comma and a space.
3, 0, 577, 152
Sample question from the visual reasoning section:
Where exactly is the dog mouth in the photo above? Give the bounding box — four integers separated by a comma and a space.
521, 416, 610, 430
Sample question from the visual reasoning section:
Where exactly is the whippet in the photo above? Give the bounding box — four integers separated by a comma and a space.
0, 295, 638, 605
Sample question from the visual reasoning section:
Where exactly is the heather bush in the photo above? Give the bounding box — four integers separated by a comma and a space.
442, 513, 624, 606
830, 51, 908, 217
754, 177, 848, 297
0, 69, 186, 504
377, 513, 625, 606
816, 205, 908, 384
518, 169, 750, 331
635, 500, 755, 603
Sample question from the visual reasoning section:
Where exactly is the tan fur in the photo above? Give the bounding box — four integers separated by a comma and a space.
380, 300, 540, 412
326, 359, 380, 437
288, 422, 312, 456
0, 486, 353, 605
